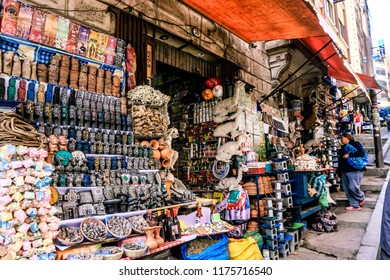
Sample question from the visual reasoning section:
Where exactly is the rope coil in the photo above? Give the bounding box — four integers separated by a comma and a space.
0, 112, 45, 148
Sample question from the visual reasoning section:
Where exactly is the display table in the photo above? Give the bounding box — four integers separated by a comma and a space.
289, 171, 322, 221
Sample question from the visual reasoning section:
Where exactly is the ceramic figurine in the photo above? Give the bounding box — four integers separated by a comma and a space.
58, 135, 68, 150
49, 135, 59, 153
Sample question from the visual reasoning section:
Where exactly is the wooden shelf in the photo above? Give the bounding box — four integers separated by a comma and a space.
145, 201, 195, 212
0, 33, 124, 72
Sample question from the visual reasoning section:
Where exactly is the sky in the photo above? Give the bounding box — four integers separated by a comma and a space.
368, 0, 389, 51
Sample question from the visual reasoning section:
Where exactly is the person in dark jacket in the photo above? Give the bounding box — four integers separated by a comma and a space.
337, 132, 366, 211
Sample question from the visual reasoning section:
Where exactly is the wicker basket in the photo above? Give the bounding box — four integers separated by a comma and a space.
55, 227, 84, 246
122, 241, 147, 258
106, 216, 132, 239
97, 246, 124, 260
80, 218, 107, 242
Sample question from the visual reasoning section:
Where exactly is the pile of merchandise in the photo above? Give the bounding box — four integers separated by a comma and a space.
0, 144, 60, 260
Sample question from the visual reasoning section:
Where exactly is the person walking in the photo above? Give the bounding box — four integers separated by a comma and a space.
353, 110, 363, 135
337, 132, 366, 211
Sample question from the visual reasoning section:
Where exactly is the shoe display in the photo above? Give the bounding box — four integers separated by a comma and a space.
345, 206, 361, 211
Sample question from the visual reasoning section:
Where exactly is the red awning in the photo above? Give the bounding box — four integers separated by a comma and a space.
182, 0, 371, 101
181, 0, 327, 42
301, 36, 357, 84
356, 73, 382, 90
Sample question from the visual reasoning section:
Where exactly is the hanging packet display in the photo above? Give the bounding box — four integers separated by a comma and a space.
66, 22, 80, 54
87, 29, 99, 60
77, 25, 90, 57
42, 13, 58, 47
15, 3, 33, 40
0, 0, 20, 36
95, 32, 109, 62
29, 8, 47, 44
55, 16, 70, 50
104, 36, 117, 65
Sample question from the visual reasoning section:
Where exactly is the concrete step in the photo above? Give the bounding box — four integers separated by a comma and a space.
364, 147, 375, 154
363, 167, 389, 177
332, 207, 373, 229
360, 176, 385, 192
331, 191, 378, 209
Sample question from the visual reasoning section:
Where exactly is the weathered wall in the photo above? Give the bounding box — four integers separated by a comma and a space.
22, 0, 272, 97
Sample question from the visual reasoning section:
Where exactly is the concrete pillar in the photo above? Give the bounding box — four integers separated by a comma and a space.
370, 89, 384, 168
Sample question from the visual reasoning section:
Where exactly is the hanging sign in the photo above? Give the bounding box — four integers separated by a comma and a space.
146, 43, 153, 79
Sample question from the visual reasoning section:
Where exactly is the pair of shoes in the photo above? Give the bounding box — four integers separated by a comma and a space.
359, 199, 365, 207
345, 206, 361, 211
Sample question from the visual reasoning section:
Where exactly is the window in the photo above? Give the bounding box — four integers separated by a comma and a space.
325, 0, 334, 21
338, 19, 346, 40
376, 68, 386, 76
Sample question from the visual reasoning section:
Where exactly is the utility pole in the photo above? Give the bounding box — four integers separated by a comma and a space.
370, 88, 384, 168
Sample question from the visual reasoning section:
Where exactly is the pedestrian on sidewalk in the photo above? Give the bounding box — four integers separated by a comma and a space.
337, 132, 366, 211
354, 110, 363, 135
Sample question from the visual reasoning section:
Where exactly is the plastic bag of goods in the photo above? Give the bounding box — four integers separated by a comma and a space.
180, 234, 229, 260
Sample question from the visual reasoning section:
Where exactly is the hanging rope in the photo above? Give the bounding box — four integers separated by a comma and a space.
212, 160, 230, 180
0, 112, 45, 148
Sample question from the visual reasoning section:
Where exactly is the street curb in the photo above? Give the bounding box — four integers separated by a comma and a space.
356, 168, 390, 259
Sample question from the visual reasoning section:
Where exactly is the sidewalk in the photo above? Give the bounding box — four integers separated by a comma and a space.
287, 131, 390, 260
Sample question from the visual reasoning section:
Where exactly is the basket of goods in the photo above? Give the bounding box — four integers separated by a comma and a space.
97, 246, 124, 260
67, 252, 103, 260
127, 215, 149, 234
80, 218, 107, 242
122, 240, 148, 258
106, 216, 132, 239
55, 226, 84, 246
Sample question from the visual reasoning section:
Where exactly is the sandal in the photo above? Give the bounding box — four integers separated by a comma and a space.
345, 206, 361, 211
359, 199, 365, 207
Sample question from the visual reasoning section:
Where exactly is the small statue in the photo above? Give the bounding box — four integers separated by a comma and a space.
59, 174, 67, 187
58, 135, 68, 151
68, 138, 76, 152
90, 142, 97, 154
49, 135, 59, 153
90, 174, 96, 187
66, 173, 74, 187
74, 174, 83, 187
82, 174, 90, 187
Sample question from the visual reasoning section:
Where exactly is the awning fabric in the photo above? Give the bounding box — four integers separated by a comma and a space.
356, 73, 382, 90
181, 0, 327, 42
182, 0, 371, 102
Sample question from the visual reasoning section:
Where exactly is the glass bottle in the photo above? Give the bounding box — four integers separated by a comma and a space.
166, 210, 176, 241
171, 209, 181, 240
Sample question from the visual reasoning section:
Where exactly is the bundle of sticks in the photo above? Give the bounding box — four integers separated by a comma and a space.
0, 112, 45, 148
